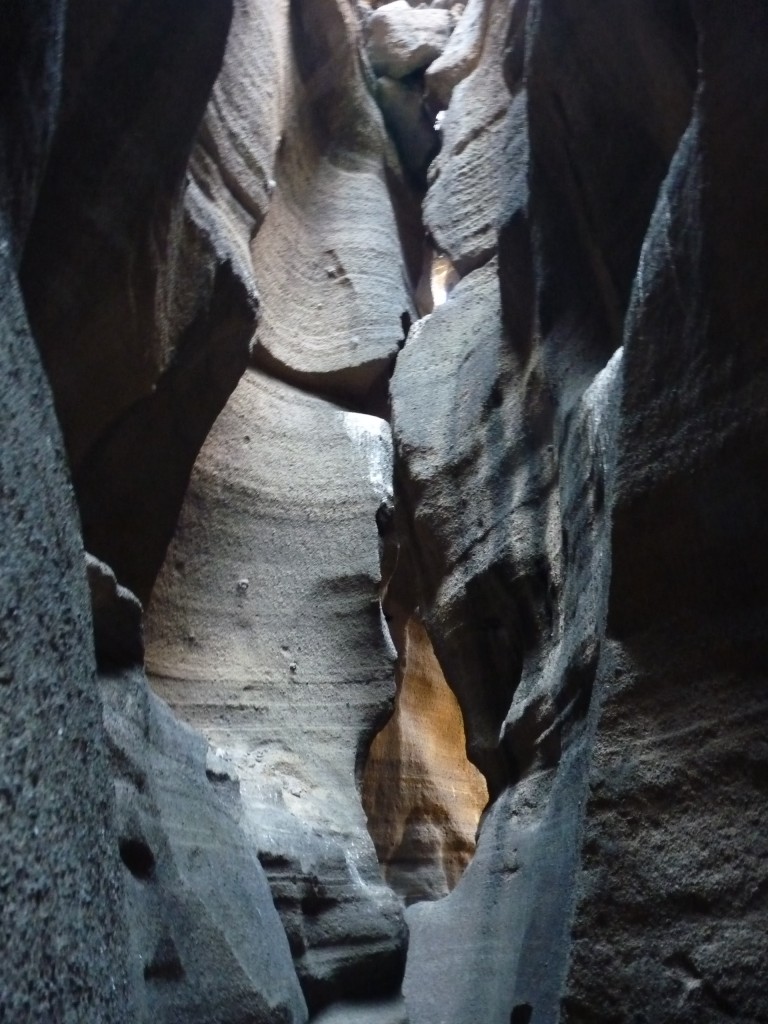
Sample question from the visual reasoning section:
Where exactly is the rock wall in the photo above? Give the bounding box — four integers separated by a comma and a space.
2, 0, 768, 1022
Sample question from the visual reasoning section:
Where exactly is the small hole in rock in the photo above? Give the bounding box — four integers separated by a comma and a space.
511, 1004, 533, 1024
119, 837, 156, 879
430, 253, 458, 308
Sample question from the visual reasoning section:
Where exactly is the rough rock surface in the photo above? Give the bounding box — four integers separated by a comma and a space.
391, 1, 768, 1023
366, 2, 453, 80
146, 370, 407, 1013
562, 5, 768, 1020
4, 0, 768, 1022
0, 6, 132, 1019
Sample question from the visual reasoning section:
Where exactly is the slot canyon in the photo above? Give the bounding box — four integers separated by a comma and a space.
2, 0, 768, 1022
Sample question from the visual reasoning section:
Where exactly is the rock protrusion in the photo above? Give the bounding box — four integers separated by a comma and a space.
366, 1, 453, 79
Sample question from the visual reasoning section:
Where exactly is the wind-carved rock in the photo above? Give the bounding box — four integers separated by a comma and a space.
83, 556, 308, 1024
146, 371, 407, 1014
363, 616, 488, 905
251, 0, 416, 409
423, 0, 528, 273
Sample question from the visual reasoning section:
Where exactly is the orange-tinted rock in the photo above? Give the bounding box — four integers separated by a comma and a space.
364, 617, 487, 903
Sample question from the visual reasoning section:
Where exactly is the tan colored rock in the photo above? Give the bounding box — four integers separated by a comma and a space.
146, 369, 406, 1012
251, 0, 415, 406
363, 617, 487, 904
367, 2, 453, 79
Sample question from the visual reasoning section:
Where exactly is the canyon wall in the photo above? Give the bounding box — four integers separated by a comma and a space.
1, 1, 767, 1023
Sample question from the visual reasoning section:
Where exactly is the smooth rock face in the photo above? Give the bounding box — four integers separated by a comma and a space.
367, 2, 453, 79
146, 369, 407, 1013
19, 0, 260, 605
392, 248, 621, 1021
83, 552, 308, 1024
392, 260, 556, 792
251, 0, 415, 408
101, 667, 308, 1024
363, 617, 487, 904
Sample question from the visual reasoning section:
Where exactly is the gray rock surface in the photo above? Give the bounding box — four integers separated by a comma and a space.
0, 6, 132, 1019
4, 0, 768, 1022
100, 667, 308, 1024
0, 235, 133, 1024
367, 2, 453, 79
146, 370, 407, 1013
423, 0, 527, 272
424, 0, 488, 107
563, 4, 768, 1020
19, 0, 259, 605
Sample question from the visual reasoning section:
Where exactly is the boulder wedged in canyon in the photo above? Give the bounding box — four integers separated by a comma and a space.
146, 369, 407, 1013
366, 1, 454, 80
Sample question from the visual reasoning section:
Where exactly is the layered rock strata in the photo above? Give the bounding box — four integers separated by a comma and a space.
146, 371, 407, 1013
2, 0, 768, 1022
363, 616, 488, 904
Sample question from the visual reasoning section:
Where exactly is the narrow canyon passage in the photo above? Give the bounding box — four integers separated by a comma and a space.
2, 1, 768, 1024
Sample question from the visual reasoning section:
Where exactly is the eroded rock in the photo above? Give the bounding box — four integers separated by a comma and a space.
101, 667, 308, 1024
363, 617, 487, 904
423, 0, 527, 272
146, 370, 407, 1012
251, 0, 415, 409
367, 2, 453, 79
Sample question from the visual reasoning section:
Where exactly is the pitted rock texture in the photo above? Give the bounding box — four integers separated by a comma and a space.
363, 617, 487, 904
4, 0, 768, 1022
146, 369, 407, 1012
0, 242, 133, 1024
0, 8, 131, 1019
562, 5, 768, 1020
390, 1, 768, 1023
